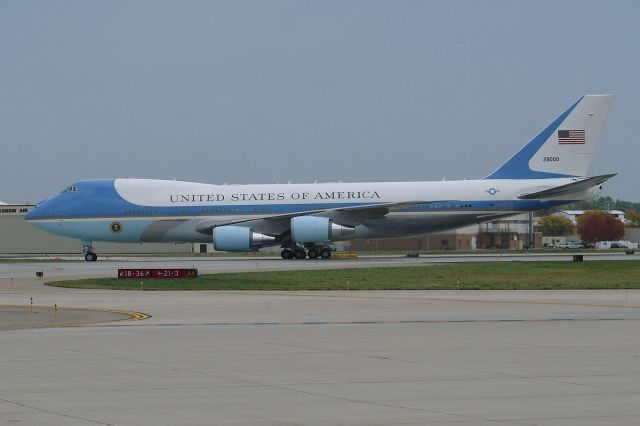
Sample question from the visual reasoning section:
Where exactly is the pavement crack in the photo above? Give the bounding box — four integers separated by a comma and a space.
261, 383, 519, 425
0, 397, 118, 426
65, 348, 249, 385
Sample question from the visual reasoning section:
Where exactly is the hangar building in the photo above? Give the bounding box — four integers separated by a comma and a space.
349, 214, 542, 252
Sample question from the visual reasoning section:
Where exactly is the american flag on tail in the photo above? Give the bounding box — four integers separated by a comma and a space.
558, 129, 586, 144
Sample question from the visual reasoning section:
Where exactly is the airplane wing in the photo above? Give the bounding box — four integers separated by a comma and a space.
517, 173, 616, 200
195, 201, 432, 235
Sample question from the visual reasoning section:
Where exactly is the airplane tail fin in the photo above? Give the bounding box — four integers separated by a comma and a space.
485, 95, 615, 180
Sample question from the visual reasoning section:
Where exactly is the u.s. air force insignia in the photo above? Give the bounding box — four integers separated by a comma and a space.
110, 221, 123, 233
485, 188, 499, 196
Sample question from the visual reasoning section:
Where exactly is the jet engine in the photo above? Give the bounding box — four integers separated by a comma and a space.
212, 226, 276, 251
291, 216, 355, 243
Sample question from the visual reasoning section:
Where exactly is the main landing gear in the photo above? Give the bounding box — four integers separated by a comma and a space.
82, 241, 98, 262
280, 245, 333, 260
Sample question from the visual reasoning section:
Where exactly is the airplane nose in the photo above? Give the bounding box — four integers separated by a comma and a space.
25, 206, 37, 220
26, 197, 52, 220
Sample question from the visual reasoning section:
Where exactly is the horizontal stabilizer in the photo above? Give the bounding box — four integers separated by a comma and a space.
518, 173, 616, 200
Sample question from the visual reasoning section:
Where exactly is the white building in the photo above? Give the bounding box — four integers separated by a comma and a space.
553, 210, 625, 225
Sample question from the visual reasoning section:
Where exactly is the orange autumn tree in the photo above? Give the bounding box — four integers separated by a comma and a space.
538, 215, 575, 236
625, 209, 640, 228
577, 210, 624, 244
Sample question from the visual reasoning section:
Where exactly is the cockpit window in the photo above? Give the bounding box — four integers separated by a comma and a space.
63, 186, 78, 193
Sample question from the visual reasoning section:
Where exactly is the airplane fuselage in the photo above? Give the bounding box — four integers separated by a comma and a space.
26, 177, 592, 245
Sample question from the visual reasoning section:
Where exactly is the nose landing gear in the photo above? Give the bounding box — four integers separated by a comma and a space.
82, 241, 98, 262
84, 252, 98, 262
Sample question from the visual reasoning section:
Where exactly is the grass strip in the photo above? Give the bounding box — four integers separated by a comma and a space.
46, 260, 640, 291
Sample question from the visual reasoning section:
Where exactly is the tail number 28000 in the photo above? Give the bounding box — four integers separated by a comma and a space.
543, 156, 560, 162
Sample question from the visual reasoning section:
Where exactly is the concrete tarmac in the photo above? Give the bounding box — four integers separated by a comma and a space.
1, 256, 639, 425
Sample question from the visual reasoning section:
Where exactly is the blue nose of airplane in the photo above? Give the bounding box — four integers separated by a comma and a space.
25, 204, 40, 220
25, 197, 53, 220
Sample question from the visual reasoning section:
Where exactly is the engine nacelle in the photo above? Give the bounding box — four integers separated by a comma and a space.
212, 226, 275, 252
291, 216, 355, 243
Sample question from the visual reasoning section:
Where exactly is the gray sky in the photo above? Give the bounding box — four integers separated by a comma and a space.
1, 0, 638, 203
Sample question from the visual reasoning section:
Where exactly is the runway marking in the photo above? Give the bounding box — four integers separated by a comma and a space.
0, 304, 151, 328
91, 308, 150, 321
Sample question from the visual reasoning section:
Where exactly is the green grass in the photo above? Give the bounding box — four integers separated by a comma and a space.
46, 260, 640, 291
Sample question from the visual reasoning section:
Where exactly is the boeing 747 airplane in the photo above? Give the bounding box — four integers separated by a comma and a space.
26, 95, 616, 261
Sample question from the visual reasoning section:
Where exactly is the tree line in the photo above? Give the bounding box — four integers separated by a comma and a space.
536, 193, 640, 243
540, 196, 640, 215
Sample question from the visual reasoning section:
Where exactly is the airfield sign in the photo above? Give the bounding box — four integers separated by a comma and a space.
117, 268, 198, 279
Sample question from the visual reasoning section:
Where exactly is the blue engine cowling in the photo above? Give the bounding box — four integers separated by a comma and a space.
213, 226, 275, 251
291, 216, 355, 243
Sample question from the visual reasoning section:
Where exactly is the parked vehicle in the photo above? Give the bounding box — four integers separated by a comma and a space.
596, 241, 639, 249
561, 241, 584, 249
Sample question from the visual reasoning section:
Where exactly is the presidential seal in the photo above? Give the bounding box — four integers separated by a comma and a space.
110, 221, 123, 233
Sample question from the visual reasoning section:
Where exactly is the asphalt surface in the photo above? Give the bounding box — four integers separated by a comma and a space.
1, 255, 639, 425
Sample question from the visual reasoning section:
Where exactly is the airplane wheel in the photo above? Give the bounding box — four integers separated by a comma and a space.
307, 249, 318, 259
85, 253, 97, 262
281, 249, 293, 260
320, 248, 332, 259
294, 248, 307, 260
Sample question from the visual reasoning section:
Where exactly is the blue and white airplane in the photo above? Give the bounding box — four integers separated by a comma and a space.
27, 95, 616, 261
